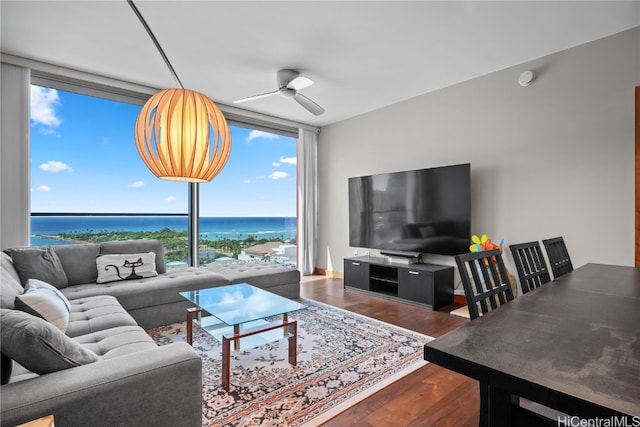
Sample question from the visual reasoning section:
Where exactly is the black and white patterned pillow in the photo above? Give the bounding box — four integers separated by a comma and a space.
96, 252, 158, 284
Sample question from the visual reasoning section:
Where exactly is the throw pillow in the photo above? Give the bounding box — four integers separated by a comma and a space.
0, 309, 100, 375
52, 243, 100, 286
14, 279, 71, 332
5, 247, 69, 289
99, 240, 166, 274
96, 252, 158, 284
1, 264, 24, 310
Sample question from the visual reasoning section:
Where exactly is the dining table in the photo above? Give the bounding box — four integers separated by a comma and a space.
424, 263, 640, 426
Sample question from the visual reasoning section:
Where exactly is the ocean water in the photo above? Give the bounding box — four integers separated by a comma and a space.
30, 216, 297, 247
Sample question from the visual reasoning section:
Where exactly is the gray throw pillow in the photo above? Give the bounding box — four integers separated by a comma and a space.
1, 252, 21, 284
0, 309, 100, 375
5, 247, 69, 289
14, 279, 71, 332
52, 243, 100, 285
1, 265, 24, 310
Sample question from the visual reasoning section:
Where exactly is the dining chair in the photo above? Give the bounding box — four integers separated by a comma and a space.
454, 249, 515, 320
456, 249, 546, 425
542, 236, 574, 278
509, 241, 551, 294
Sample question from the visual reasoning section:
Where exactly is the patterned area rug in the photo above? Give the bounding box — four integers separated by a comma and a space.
148, 298, 432, 426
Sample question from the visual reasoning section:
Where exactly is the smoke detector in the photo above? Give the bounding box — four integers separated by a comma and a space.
519, 70, 536, 87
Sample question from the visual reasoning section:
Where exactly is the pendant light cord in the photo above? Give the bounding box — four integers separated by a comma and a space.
127, 0, 184, 89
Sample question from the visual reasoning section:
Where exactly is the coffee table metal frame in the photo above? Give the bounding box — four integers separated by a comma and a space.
180, 283, 306, 391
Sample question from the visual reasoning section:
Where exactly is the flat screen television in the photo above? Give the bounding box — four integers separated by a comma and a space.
349, 163, 471, 256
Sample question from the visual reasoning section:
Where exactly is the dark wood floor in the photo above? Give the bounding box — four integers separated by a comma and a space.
300, 277, 480, 427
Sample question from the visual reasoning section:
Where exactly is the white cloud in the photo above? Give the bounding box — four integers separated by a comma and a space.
37, 185, 52, 192
130, 181, 145, 188
31, 86, 62, 127
247, 130, 280, 142
272, 162, 281, 167
39, 128, 59, 136
280, 156, 296, 165
40, 161, 72, 173
243, 179, 252, 184
269, 171, 288, 180
165, 196, 176, 202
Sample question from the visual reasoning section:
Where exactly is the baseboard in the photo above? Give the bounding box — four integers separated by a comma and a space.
313, 267, 344, 279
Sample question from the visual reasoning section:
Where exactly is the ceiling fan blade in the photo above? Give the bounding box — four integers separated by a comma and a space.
293, 93, 325, 116
277, 69, 299, 89
287, 76, 314, 91
233, 90, 278, 104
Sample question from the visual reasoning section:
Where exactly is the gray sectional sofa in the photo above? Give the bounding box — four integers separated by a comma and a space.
0, 239, 300, 427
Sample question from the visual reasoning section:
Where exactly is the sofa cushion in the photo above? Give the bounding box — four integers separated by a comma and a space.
206, 262, 301, 287
4, 247, 69, 289
96, 252, 158, 284
65, 295, 138, 338
1, 254, 24, 310
61, 267, 230, 311
0, 309, 101, 375
73, 325, 157, 359
52, 243, 100, 285
14, 279, 71, 332
100, 240, 166, 274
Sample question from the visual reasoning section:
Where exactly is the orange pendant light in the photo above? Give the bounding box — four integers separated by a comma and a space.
128, 0, 231, 183
135, 88, 231, 183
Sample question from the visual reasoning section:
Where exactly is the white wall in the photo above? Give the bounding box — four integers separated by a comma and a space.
317, 27, 639, 283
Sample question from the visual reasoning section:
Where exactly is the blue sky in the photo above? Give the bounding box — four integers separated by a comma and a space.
30, 86, 297, 217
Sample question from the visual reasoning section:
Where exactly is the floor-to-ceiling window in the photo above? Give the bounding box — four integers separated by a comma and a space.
198, 126, 297, 266
30, 84, 298, 267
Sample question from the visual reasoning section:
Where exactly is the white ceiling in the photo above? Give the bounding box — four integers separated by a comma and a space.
1, 1, 639, 128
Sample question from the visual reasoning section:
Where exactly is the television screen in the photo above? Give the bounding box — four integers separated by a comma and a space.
348, 163, 471, 256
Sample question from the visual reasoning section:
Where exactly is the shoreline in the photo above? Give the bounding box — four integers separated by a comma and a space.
34, 232, 294, 246
34, 232, 295, 244
36, 234, 90, 244
32, 231, 296, 265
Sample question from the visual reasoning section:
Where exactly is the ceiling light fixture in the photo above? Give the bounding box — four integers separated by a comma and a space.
128, 0, 231, 183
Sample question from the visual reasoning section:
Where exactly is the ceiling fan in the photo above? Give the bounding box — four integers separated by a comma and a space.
233, 69, 325, 116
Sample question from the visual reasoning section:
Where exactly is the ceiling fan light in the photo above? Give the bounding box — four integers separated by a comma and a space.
135, 88, 232, 183
279, 87, 296, 98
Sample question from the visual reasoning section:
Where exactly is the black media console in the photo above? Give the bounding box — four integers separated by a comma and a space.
343, 256, 454, 310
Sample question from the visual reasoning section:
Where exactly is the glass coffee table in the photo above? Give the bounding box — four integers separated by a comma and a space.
180, 283, 307, 391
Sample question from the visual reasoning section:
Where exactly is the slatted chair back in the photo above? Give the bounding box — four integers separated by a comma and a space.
509, 241, 551, 294
542, 237, 573, 279
455, 249, 515, 320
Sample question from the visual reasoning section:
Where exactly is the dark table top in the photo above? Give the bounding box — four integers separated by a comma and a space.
424, 263, 640, 417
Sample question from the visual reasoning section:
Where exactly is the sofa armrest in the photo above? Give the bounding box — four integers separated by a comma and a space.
1, 343, 202, 427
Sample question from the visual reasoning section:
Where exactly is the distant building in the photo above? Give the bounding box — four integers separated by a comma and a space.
239, 242, 297, 266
